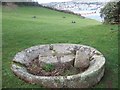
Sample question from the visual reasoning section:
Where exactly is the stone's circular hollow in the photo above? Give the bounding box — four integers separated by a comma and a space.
11, 44, 105, 88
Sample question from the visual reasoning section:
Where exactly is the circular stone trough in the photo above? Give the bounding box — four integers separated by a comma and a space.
11, 44, 105, 88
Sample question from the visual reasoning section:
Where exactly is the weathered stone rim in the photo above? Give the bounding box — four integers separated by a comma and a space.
11, 43, 105, 88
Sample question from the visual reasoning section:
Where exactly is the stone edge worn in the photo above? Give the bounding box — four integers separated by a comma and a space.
11, 44, 105, 88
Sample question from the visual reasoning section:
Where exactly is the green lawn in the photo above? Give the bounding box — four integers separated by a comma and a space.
2, 6, 118, 88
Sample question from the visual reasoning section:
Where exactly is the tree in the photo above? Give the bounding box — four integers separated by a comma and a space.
2, 0, 40, 7
14, 2, 39, 6
100, 1, 119, 24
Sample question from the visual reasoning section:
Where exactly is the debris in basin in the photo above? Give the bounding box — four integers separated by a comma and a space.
27, 57, 80, 76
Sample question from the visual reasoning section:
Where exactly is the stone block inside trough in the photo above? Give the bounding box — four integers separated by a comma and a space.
74, 47, 90, 70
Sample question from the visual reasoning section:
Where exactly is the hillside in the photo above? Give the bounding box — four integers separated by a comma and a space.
2, 6, 118, 88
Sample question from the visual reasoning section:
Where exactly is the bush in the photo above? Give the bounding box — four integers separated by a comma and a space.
100, 1, 119, 24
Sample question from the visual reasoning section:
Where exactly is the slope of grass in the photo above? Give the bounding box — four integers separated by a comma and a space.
2, 6, 118, 88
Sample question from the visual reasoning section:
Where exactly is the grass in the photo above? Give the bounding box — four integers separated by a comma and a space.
2, 6, 118, 88
42, 64, 55, 72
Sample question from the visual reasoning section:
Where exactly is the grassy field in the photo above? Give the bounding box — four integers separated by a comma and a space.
2, 6, 118, 88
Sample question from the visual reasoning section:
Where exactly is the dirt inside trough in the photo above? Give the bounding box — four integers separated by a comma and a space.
26, 57, 81, 76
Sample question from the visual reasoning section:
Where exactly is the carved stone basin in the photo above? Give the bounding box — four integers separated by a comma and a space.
11, 44, 105, 88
